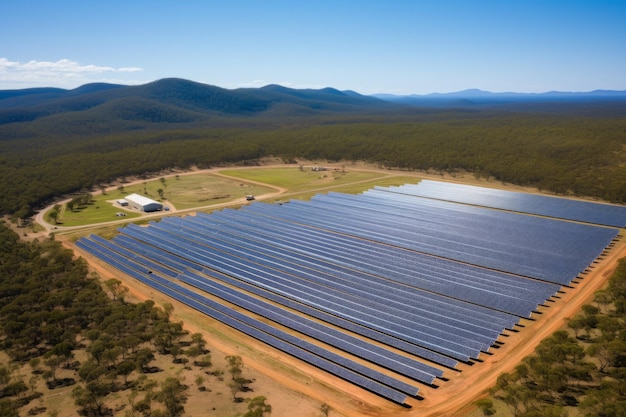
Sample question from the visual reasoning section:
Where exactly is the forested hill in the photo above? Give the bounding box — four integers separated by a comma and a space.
0, 78, 397, 127
1, 78, 626, 217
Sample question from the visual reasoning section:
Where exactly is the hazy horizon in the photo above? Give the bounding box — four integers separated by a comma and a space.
3, 77, 626, 97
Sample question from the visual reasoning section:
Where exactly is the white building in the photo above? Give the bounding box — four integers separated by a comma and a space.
124, 193, 163, 212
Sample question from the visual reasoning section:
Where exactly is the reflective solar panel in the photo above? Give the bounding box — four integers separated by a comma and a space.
385, 180, 626, 227
75, 179, 622, 404
77, 237, 413, 404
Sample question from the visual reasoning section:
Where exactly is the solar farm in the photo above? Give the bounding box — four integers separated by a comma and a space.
76, 180, 626, 408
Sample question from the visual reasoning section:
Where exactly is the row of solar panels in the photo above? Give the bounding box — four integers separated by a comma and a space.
190, 212, 520, 328
75, 212, 518, 402
76, 236, 417, 405
205, 207, 560, 315
380, 180, 626, 228
247, 191, 619, 285
85, 230, 445, 383
120, 220, 490, 362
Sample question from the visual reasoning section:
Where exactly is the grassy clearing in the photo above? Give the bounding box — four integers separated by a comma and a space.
321, 175, 421, 195
219, 166, 420, 200
48, 166, 422, 228
154, 173, 273, 210
49, 173, 275, 226
62, 224, 127, 242
219, 167, 375, 191
53, 200, 142, 227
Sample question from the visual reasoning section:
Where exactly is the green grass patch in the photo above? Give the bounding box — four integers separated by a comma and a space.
220, 167, 414, 191
49, 173, 276, 226
220, 167, 358, 191
156, 174, 273, 209
49, 168, 422, 227
113, 174, 274, 210
221, 167, 420, 201
49, 200, 141, 227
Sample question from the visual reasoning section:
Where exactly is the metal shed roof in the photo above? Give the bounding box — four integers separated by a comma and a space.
125, 193, 160, 207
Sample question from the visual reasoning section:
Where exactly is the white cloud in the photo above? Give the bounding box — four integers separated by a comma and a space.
118, 67, 143, 73
0, 58, 144, 88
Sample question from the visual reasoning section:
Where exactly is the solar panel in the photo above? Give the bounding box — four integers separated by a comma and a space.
135, 224, 479, 361
116, 224, 477, 362
190, 211, 520, 329
77, 236, 414, 403
193, 211, 556, 307
383, 180, 626, 227
174, 216, 507, 339
242, 193, 617, 285
87, 231, 444, 383
152, 220, 500, 349
75, 179, 623, 404
179, 270, 441, 384
110, 230, 459, 367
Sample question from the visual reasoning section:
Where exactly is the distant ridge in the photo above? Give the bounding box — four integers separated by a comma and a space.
1, 78, 625, 129
68, 82, 125, 95
0, 78, 397, 128
0, 87, 66, 100
373, 88, 626, 108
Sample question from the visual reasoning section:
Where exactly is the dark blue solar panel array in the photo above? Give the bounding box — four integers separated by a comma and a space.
75, 238, 411, 405
382, 180, 626, 228
266, 190, 616, 285
75, 180, 621, 405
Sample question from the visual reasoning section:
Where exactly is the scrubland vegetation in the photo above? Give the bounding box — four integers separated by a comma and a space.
0, 223, 271, 417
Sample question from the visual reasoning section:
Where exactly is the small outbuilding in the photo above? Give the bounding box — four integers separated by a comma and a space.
125, 193, 163, 212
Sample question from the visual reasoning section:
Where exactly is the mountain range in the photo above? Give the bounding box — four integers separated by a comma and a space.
1, 78, 625, 131
374, 88, 626, 107
0, 78, 396, 127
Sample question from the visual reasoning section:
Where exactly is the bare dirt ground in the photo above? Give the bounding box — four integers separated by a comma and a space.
23, 161, 626, 417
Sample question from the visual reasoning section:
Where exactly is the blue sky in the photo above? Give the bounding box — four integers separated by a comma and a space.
1, 1, 625, 94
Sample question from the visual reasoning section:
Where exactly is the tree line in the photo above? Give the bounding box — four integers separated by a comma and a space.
1, 109, 625, 218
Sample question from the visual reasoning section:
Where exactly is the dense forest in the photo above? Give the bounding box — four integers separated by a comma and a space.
1, 78, 625, 218
0, 222, 271, 417
1, 110, 625, 218
476, 258, 626, 417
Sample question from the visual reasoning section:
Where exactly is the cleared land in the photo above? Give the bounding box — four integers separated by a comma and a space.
47, 172, 276, 226
41, 164, 418, 230
41, 162, 626, 417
